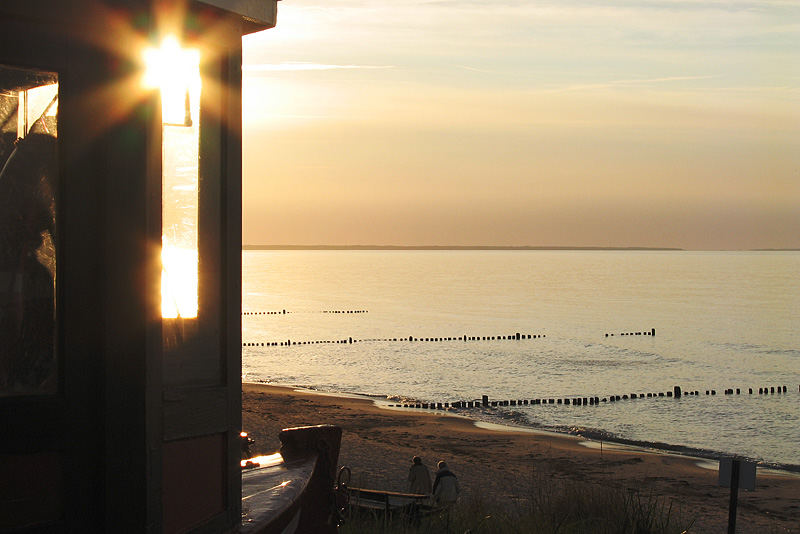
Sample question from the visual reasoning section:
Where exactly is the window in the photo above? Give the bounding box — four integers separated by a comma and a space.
145, 37, 201, 319
0, 64, 58, 396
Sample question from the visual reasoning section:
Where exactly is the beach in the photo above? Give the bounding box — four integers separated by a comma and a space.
243, 383, 799, 532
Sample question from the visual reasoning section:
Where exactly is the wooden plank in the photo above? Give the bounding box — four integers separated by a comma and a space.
163, 387, 228, 441
163, 434, 225, 533
222, 36, 245, 529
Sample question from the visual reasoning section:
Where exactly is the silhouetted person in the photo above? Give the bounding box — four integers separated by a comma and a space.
0, 133, 57, 394
408, 456, 432, 495
432, 460, 460, 506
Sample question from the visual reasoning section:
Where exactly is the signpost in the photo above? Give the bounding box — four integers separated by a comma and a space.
719, 457, 756, 534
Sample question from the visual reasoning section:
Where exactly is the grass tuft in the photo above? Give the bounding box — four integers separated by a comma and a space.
338, 472, 694, 534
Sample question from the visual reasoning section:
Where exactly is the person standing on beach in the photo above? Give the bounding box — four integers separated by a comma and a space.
408, 456, 432, 494
432, 460, 460, 506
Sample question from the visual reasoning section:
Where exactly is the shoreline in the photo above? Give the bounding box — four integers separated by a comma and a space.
251, 382, 800, 475
242, 382, 800, 532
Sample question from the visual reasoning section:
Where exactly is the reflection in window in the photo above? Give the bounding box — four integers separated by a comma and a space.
0, 65, 58, 396
146, 38, 201, 319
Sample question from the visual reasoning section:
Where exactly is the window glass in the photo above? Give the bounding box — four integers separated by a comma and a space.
150, 39, 200, 320
0, 64, 58, 396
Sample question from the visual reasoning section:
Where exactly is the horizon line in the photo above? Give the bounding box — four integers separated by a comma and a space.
243, 245, 800, 252
243, 244, 685, 251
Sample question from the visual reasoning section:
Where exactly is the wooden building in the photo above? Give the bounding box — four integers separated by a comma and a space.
0, 1, 285, 531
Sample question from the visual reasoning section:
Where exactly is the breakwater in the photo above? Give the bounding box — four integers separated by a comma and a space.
387, 385, 793, 410
243, 332, 545, 347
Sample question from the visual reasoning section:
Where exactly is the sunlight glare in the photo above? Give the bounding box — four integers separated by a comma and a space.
161, 246, 198, 319
143, 36, 201, 124
240, 453, 284, 469
145, 36, 201, 319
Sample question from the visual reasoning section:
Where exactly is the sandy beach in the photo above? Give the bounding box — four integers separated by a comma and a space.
243, 383, 799, 532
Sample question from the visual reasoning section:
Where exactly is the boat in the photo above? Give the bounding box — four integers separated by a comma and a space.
241, 425, 342, 533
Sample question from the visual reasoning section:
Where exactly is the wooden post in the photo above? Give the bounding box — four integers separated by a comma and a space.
728, 458, 740, 534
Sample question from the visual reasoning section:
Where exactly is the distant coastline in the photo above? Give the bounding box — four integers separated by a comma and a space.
243, 245, 685, 251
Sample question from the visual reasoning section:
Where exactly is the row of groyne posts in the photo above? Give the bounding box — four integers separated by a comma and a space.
388, 385, 795, 410
606, 329, 655, 337
241, 325, 658, 347
243, 332, 546, 347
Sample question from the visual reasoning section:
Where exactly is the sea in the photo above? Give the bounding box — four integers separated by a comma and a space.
241, 250, 800, 471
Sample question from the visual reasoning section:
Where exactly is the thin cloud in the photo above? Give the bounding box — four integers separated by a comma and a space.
556, 75, 715, 92
457, 65, 495, 73
244, 62, 394, 72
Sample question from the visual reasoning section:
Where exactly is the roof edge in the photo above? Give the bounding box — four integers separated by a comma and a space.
196, 0, 278, 35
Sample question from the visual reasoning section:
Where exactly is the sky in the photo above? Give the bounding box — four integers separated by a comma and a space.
241, 0, 800, 250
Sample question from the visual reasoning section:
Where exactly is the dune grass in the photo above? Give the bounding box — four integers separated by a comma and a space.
338, 473, 694, 534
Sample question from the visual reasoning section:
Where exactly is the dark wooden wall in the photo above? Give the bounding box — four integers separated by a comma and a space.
0, 4, 111, 529
0, 2, 246, 532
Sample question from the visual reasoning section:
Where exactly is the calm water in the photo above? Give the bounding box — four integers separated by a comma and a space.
242, 250, 800, 469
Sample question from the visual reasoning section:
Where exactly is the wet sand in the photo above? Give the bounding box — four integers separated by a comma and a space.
242, 383, 799, 532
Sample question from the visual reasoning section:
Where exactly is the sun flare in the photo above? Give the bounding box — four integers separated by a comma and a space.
145, 36, 201, 319
143, 36, 201, 124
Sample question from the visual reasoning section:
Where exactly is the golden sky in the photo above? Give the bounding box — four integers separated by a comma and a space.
241, 1, 800, 249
